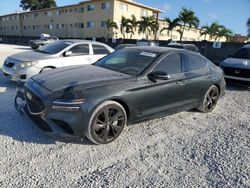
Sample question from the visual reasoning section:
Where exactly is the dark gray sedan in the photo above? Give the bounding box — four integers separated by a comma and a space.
16, 46, 226, 144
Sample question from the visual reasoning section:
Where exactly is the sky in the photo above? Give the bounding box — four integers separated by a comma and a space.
0, 0, 249, 35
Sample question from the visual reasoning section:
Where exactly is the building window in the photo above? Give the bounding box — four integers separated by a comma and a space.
141, 9, 148, 17
80, 7, 84, 12
79, 23, 84, 28
101, 21, 106, 28
48, 12, 52, 17
102, 2, 110, 10
57, 10, 61, 16
87, 4, 95, 11
49, 25, 53, 30
119, 3, 128, 11
23, 26, 26, 30
87, 21, 94, 28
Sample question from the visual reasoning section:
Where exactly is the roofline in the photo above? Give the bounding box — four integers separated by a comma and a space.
117, 0, 164, 13
0, 3, 81, 17
0, 0, 164, 18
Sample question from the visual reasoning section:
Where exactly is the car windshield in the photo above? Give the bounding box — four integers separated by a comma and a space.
232, 48, 250, 59
95, 48, 160, 76
37, 41, 71, 54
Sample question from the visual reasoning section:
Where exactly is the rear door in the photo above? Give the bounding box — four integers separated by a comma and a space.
91, 44, 110, 63
181, 52, 211, 104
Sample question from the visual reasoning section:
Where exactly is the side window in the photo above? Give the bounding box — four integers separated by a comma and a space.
183, 54, 207, 72
92, 45, 110, 55
154, 54, 182, 75
69, 44, 89, 55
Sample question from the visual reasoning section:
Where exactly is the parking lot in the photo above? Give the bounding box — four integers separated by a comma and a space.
0, 44, 249, 187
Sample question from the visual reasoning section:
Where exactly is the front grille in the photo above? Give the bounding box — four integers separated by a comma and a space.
224, 67, 250, 78
4, 61, 15, 68
24, 106, 52, 132
24, 88, 45, 114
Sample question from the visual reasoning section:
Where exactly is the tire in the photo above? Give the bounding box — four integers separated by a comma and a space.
86, 101, 127, 145
197, 85, 220, 113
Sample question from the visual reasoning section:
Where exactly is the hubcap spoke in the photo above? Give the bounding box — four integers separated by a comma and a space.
94, 123, 106, 131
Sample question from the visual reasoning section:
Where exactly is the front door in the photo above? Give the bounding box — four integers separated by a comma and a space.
143, 53, 187, 117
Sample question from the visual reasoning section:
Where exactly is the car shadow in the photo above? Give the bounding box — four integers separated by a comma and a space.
226, 82, 250, 91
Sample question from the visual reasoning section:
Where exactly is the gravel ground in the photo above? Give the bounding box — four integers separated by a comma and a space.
0, 44, 249, 187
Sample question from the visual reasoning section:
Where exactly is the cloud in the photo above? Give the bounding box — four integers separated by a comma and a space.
163, 4, 171, 11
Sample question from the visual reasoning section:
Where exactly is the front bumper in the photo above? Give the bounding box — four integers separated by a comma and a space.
15, 81, 94, 139
2, 64, 41, 82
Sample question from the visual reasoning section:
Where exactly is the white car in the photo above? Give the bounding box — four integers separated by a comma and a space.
2, 40, 114, 82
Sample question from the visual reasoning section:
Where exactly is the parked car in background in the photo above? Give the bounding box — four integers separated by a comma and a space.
220, 44, 250, 85
114, 44, 136, 51
167, 43, 200, 53
16, 46, 225, 144
30, 34, 59, 49
3, 40, 114, 82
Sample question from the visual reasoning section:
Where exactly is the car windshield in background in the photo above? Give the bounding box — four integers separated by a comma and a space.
95, 48, 160, 76
232, 48, 250, 59
37, 41, 71, 54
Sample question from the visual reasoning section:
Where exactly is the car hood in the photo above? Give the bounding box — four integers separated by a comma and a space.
32, 65, 132, 92
8, 51, 54, 62
221, 58, 250, 69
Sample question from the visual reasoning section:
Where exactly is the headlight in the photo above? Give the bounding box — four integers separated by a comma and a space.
52, 92, 86, 112
53, 98, 86, 105
14, 61, 38, 69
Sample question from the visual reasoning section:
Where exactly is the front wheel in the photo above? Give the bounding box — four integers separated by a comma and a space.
86, 101, 127, 145
197, 85, 220, 113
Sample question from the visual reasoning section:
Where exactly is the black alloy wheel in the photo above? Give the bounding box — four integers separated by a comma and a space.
197, 85, 220, 113
87, 101, 127, 144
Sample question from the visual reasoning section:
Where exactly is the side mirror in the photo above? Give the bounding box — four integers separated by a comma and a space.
148, 71, 170, 82
64, 51, 73, 57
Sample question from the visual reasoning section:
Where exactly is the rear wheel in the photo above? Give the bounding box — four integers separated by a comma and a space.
197, 85, 220, 113
86, 101, 127, 145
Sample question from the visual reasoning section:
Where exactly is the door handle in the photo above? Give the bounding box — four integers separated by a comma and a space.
176, 80, 185, 85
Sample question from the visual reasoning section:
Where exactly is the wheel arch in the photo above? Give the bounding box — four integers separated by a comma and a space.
39, 66, 56, 73
108, 98, 131, 122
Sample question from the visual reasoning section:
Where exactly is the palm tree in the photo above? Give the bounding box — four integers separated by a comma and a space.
200, 22, 224, 41
105, 19, 118, 40
120, 16, 130, 39
247, 18, 250, 36
127, 15, 138, 39
160, 17, 180, 40
177, 8, 200, 41
150, 20, 159, 40
137, 16, 155, 39
215, 26, 233, 42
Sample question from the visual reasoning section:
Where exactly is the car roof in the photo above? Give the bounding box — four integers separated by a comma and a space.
126, 46, 187, 54
59, 39, 109, 45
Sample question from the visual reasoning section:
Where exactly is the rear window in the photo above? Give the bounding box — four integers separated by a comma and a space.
183, 54, 207, 72
232, 48, 250, 59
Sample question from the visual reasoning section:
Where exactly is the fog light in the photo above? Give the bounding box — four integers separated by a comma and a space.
52, 106, 80, 112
